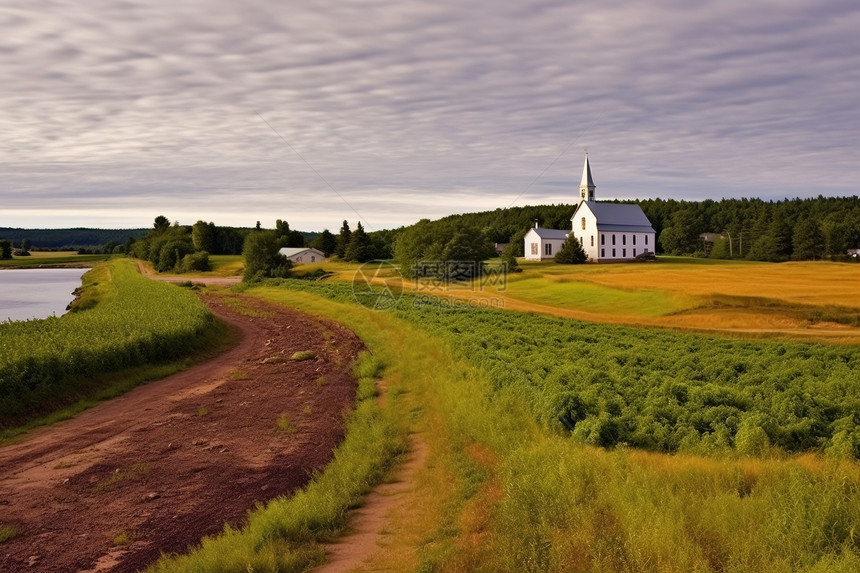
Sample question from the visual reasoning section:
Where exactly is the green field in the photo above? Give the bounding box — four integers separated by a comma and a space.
0, 259, 217, 428
5, 255, 858, 572
150, 277, 860, 572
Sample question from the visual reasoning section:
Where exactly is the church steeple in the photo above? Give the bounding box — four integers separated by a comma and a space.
578, 152, 595, 204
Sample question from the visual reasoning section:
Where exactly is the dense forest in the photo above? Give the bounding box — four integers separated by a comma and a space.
0, 227, 147, 250
391, 195, 860, 261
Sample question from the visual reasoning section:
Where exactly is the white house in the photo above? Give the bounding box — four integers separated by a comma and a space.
278, 247, 326, 264
523, 154, 656, 263
524, 225, 569, 260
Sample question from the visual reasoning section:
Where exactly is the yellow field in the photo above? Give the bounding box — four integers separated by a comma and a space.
320, 257, 860, 343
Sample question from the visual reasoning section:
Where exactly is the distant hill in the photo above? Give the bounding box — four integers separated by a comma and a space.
0, 227, 319, 251
0, 228, 148, 249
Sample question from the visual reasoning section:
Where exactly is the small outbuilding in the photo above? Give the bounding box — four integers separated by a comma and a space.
524, 225, 569, 260
278, 247, 326, 264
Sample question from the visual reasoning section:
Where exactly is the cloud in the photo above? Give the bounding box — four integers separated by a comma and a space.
1, 0, 859, 229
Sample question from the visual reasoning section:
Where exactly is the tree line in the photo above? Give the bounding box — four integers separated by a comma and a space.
387, 195, 860, 262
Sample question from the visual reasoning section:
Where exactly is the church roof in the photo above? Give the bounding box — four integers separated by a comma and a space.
529, 227, 569, 239
580, 154, 595, 188
574, 202, 656, 233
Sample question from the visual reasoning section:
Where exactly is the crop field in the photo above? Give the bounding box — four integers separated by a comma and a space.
217, 280, 860, 573
0, 251, 109, 268
497, 259, 860, 327
329, 257, 860, 341
0, 259, 214, 426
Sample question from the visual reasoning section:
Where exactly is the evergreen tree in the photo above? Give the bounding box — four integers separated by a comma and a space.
793, 218, 826, 260
335, 220, 351, 258
311, 229, 338, 257
153, 215, 171, 233
501, 248, 521, 273
554, 234, 587, 264
345, 222, 374, 262
0, 239, 11, 259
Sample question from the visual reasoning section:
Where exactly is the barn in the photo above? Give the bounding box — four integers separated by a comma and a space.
278, 247, 326, 264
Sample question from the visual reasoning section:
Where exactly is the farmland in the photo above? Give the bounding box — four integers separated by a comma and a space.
221, 281, 860, 572
328, 257, 860, 341
2, 256, 858, 572
0, 259, 216, 427
0, 250, 110, 268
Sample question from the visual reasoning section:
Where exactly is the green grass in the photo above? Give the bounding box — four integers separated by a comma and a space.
501, 274, 694, 316
290, 350, 316, 361
95, 463, 151, 493
0, 525, 19, 544
0, 317, 234, 444
0, 259, 220, 428
0, 253, 109, 267
114, 531, 132, 546
234, 280, 860, 572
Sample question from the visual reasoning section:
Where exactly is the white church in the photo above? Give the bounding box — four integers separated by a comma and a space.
523, 155, 656, 262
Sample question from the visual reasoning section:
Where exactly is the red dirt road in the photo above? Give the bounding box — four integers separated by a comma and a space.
0, 293, 364, 572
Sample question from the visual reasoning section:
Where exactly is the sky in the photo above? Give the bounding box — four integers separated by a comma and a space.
2, 0, 859, 231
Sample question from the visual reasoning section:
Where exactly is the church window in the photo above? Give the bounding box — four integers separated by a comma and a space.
633, 249, 637, 257
612, 235, 616, 245
601, 234, 605, 245
531, 243, 538, 255
633, 235, 637, 245
581, 217, 586, 230
545, 243, 552, 255
612, 248, 616, 257
645, 235, 649, 245
622, 235, 626, 245
591, 235, 594, 247
623, 249, 627, 257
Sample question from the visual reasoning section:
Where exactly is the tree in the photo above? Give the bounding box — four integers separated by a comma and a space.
153, 215, 171, 233
274, 219, 305, 248
155, 239, 194, 272
192, 221, 216, 253
0, 239, 11, 259
335, 220, 351, 258
311, 229, 338, 257
554, 234, 587, 264
20, 238, 31, 252
345, 222, 373, 262
242, 230, 292, 281
501, 248, 521, 273
792, 218, 825, 260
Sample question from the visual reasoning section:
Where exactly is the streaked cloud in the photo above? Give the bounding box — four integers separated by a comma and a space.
1, 0, 858, 230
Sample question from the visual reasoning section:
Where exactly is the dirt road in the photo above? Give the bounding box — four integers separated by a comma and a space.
0, 293, 364, 572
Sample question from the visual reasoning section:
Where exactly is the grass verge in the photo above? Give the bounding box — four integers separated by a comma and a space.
0, 317, 236, 444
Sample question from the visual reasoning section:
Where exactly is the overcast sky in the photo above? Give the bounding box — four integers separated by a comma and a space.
2, 0, 859, 231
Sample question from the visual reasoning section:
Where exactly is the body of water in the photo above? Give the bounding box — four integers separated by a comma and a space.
0, 268, 88, 322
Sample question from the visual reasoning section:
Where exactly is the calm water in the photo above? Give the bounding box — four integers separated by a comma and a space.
0, 268, 88, 322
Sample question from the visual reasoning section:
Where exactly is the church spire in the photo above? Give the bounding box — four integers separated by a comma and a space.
578, 151, 595, 204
